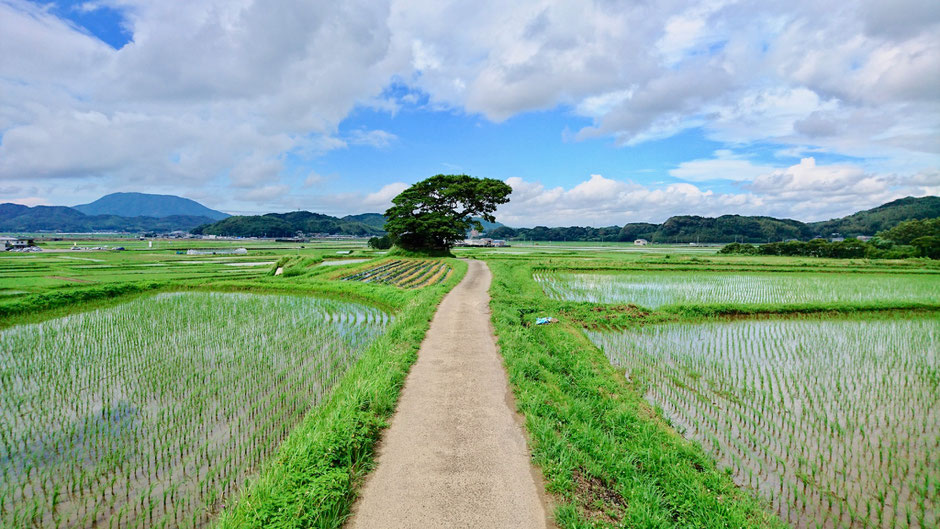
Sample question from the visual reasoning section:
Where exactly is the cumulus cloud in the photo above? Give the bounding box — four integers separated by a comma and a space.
0, 0, 937, 216
499, 159, 936, 226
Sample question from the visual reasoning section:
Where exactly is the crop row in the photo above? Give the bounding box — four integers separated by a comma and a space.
588, 317, 938, 529
0, 292, 391, 529
534, 271, 940, 307
343, 259, 450, 288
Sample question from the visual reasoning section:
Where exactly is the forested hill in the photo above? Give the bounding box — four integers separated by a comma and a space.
192, 211, 384, 237
807, 196, 940, 236
493, 196, 940, 243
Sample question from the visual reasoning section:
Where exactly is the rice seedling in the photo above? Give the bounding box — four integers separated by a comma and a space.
535, 271, 940, 308
343, 259, 451, 288
587, 317, 939, 529
0, 292, 391, 529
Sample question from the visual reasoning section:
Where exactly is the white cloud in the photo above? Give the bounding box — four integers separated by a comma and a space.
348, 129, 398, 149
0, 0, 937, 217
670, 150, 777, 182
363, 182, 408, 208
499, 161, 937, 226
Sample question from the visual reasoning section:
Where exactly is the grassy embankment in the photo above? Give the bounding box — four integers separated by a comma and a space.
481, 252, 940, 528
213, 257, 466, 528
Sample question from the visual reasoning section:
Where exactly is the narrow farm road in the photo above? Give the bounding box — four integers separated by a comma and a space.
348, 259, 552, 529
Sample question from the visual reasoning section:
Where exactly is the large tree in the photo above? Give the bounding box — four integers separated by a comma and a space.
384, 174, 512, 251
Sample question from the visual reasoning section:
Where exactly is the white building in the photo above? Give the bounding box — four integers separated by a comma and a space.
634, 239, 649, 246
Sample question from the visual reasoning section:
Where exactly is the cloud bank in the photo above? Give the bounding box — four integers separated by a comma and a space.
0, 0, 937, 222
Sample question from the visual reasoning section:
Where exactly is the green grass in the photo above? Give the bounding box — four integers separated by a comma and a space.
213, 259, 467, 528
482, 252, 939, 528
485, 258, 784, 528
2, 242, 466, 529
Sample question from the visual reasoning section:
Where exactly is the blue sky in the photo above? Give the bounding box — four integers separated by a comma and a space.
1, 0, 938, 226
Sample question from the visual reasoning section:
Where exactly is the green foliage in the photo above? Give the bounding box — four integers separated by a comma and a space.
194, 211, 383, 237
878, 217, 940, 245
718, 242, 759, 255
810, 196, 940, 236
719, 233, 938, 259
501, 196, 939, 244
367, 235, 392, 250
383, 174, 512, 251
911, 235, 940, 259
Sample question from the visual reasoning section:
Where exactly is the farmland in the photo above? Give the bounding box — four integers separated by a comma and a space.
1, 237, 938, 529
0, 238, 468, 528
535, 270, 940, 307
0, 292, 390, 528
478, 249, 939, 528
588, 317, 938, 528
342, 259, 451, 288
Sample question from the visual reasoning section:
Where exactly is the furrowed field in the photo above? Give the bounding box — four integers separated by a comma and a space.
0, 292, 391, 528
589, 317, 938, 529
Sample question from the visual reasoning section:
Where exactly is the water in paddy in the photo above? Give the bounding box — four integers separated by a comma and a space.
0, 292, 392, 529
536, 271, 940, 307
588, 317, 939, 529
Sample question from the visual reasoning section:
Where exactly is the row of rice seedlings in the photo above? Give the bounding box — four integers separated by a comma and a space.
0, 292, 392, 529
534, 271, 940, 307
343, 260, 451, 288
587, 318, 938, 529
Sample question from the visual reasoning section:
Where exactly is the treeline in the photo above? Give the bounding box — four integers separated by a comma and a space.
719, 219, 940, 259
488, 196, 939, 244
491, 215, 814, 243
193, 211, 383, 237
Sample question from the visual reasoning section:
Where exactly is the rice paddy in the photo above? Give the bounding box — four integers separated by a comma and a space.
0, 292, 391, 528
534, 271, 940, 307
343, 259, 451, 288
587, 317, 939, 529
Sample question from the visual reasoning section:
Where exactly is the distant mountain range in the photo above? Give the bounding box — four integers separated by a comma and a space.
0, 192, 227, 233
2, 192, 937, 242
74, 192, 230, 220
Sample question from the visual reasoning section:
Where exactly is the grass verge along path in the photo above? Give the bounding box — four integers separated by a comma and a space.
348, 259, 551, 529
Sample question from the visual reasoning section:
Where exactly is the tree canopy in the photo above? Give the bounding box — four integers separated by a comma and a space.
384, 174, 512, 251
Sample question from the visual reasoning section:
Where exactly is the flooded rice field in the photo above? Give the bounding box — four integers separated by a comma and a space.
0, 292, 391, 528
588, 317, 939, 528
535, 271, 940, 307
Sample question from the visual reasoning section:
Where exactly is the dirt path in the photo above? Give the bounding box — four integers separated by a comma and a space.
348, 259, 551, 529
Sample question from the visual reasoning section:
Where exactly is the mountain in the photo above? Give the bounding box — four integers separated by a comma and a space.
192, 211, 384, 237
506, 196, 940, 243
0, 203, 217, 233
342, 213, 386, 229
74, 192, 229, 220
807, 196, 940, 237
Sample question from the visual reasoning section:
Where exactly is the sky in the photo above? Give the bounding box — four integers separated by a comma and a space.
0, 0, 938, 227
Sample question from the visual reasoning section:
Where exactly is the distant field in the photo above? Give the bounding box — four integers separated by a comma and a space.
588, 316, 939, 529
342, 259, 452, 288
0, 292, 391, 529
534, 270, 940, 307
